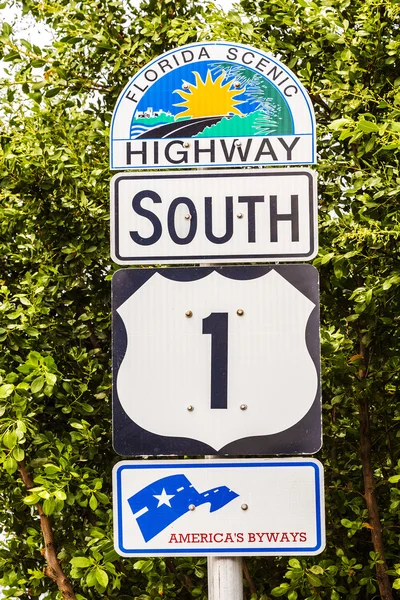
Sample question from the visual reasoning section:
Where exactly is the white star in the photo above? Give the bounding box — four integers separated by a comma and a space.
153, 488, 175, 508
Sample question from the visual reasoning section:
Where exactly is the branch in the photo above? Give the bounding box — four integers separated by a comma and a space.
309, 93, 331, 114
327, 485, 365, 498
17, 462, 77, 600
242, 558, 256, 596
357, 340, 393, 600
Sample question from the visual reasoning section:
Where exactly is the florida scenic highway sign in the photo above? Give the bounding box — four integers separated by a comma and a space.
113, 459, 325, 557
110, 168, 318, 265
110, 41, 316, 169
112, 265, 321, 456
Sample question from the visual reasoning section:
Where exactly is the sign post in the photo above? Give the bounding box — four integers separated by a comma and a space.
109, 40, 324, 600
208, 556, 243, 600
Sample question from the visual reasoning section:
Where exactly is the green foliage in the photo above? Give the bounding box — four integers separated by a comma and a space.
0, 0, 399, 598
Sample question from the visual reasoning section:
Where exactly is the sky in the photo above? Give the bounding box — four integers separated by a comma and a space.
0, 0, 235, 81
0, 0, 235, 49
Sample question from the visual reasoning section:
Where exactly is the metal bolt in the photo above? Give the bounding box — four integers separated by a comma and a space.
187, 405, 194, 412
185, 310, 193, 318
183, 141, 190, 148
234, 80, 241, 88
188, 504, 195, 511
240, 404, 248, 411
235, 141, 242, 147
237, 213, 243, 219
183, 82, 189, 89
241, 503, 248, 510
237, 309, 244, 316
185, 213, 191, 220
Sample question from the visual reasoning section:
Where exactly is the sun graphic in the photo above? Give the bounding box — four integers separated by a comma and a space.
174, 70, 245, 120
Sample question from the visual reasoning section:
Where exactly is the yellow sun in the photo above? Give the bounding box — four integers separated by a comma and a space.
174, 71, 245, 119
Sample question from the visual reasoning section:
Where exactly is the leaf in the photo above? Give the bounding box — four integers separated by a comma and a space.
4, 455, 18, 474
86, 569, 97, 587
45, 372, 57, 385
388, 475, 400, 483
29, 92, 43, 104
42, 498, 56, 515
321, 252, 335, 264
70, 556, 92, 568
95, 568, 108, 588
0, 384, 14, 398
341, 518, 354, 528
329, 118, 352, 130
3, 51, 20, 62
45, 87, 63, 98
288, 559, 301, 569
12, 446, 25, 461
17, 363, 36, 374
95, 491, 109, 504
3, 430, 17, 449
89, 494, 98, 510
242, 23, 253, 36
271, 585, 289, 597
358, 120, 379, 133
44, 464, 60, 474
27, 352, 41, 366
25, 327, 39, 337
24, 494, 40, 505
16, 382, 30, 391
31, 376, 45, 393
310, 565, 324, 575
306, 572, 322, 586
54, 489, 67, 500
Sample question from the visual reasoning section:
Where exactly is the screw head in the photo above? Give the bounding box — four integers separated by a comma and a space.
183, 82, 189, 89
185, 310, 193, 318
240, 404, 248, 411
185, 213, 191, 220
183, 141, 190, 148
237, 213, 243, 219
188, 504, 195, 511
187, 405, 194, 412
241, 503, 248, 510
237, 309, 244, 316
234, 80, 241, 88
235, 141, 242, 147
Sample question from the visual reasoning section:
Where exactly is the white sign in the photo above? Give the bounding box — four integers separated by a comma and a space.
112, 265, 321, 456
110, 41, 316, 169
113, 458, 325, 557
110, 169, 318, 265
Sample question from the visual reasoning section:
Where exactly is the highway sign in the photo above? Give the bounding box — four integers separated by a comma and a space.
112, 265, 321, 456
110, 168, 318, 265
113, 458, 325, 557
110, 41, 316, 170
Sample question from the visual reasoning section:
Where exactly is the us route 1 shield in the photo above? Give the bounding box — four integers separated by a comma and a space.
110, 168, 318, 265
113, 458, 325, 557
112, 265, 321, 456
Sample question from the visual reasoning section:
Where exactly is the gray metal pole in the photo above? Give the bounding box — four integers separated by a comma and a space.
205, 449, 243, 600
202, 250, 244, 600
207, 556, 243, 600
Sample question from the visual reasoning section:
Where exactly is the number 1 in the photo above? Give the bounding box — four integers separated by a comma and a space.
202, 313, 228, 409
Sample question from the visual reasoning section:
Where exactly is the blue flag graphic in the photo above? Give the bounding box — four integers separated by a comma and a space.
127, 474, 239, 541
